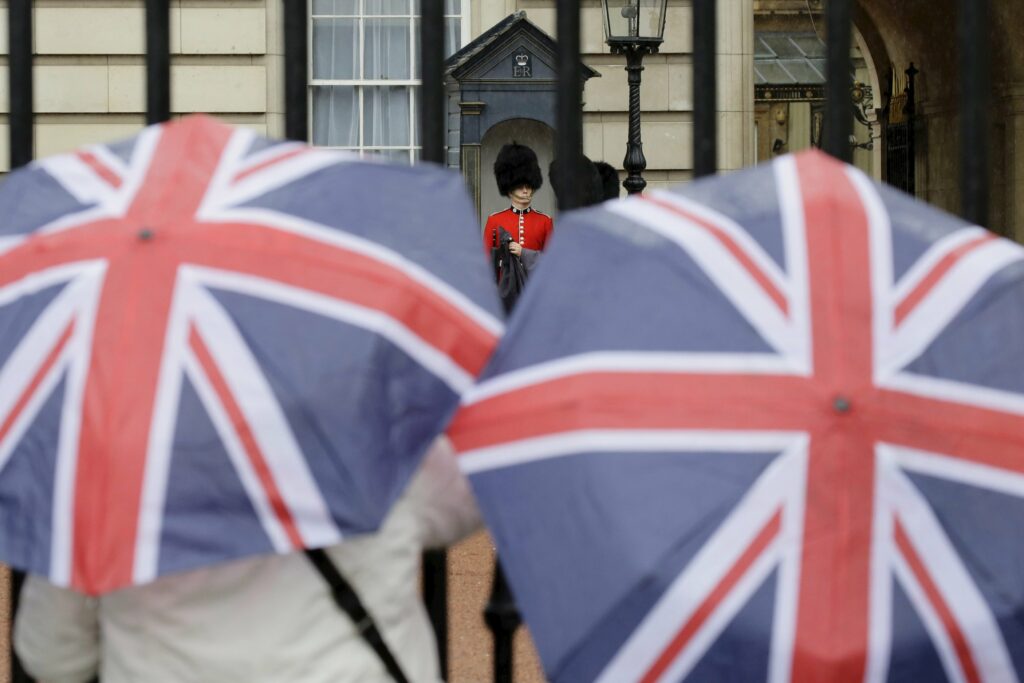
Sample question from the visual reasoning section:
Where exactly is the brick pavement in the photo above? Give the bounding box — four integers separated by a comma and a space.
448, 531, 547, 683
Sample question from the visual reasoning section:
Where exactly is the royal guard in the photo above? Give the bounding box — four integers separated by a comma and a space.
484, 142, 553, 279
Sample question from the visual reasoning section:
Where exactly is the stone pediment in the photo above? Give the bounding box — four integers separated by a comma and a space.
446, 11, 598, 85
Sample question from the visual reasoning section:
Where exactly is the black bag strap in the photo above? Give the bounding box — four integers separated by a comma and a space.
305, 548, 411, 683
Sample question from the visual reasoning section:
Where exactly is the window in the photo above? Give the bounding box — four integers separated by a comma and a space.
310, 0, 467, 164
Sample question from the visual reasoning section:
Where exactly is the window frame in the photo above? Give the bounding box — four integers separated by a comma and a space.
308, 0, 470, 163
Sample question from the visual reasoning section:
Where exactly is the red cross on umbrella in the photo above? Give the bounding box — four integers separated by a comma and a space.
449, 151, 1024, 682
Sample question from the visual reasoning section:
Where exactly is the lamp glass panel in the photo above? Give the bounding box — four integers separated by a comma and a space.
602, 0, 666, 42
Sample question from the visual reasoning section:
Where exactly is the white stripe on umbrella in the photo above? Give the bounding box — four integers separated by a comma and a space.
50, 266, 105, 587
132, 271, 195, 585
596, 441, 808, 682
461, 350, 806, 409
881, 237, 1023, 382
200, 205, 505, 340
608, 196, 800, 365
186, 266, 477, 393
887, 461, 1016, 682
189, 282, 341, 549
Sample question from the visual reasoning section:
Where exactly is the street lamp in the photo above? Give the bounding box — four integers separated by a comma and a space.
602, 0, 667, 195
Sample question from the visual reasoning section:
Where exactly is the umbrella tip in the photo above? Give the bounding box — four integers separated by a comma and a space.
138, 228, 155, 241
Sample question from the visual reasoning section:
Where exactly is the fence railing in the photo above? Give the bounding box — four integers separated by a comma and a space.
5, 0, 994, 681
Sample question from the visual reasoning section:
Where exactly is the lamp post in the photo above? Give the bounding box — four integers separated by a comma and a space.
602, 0, 667, 195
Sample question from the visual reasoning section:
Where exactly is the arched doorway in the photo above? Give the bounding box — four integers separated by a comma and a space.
480, 119, 556, 223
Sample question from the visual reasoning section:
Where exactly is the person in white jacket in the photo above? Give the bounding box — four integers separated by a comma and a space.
14, 438, 479, 683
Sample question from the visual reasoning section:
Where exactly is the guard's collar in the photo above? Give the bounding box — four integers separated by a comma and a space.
510, 205, 533, 215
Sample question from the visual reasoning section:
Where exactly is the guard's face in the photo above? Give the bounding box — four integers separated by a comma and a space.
510, 184, 534, 204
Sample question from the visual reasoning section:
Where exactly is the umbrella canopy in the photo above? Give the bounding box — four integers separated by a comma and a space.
449, 150, 1024, 682
0, 115, 503, 595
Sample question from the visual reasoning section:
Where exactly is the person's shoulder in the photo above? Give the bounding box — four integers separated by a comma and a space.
532, 209, 552, 220
485, 209, 509, 224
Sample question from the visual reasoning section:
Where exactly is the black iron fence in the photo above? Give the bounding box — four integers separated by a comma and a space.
5, 0, 994, 680
883, 64, 918, 195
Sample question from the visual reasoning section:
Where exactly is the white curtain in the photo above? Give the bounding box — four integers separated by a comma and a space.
365, 0, 409, 16
445, 16, 460, 56
311, 2, 360, 147
364, 87, 410, 147
363, 4, 411, 149
312, 87, 358, 147
312, 18, 358, 80
310, 0, 463, 157
364, 18, 410, 80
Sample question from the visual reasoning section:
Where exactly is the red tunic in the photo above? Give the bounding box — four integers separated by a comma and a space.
483, 206, 553, 252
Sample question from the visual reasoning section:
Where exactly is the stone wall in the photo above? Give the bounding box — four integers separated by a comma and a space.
0, 0, 754, 186
0, 0, 275, 169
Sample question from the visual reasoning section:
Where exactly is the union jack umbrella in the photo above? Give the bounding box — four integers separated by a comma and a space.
449, 151, 1024, 682
0, 115, 503, 595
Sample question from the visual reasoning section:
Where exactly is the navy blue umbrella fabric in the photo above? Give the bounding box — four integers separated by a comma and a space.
0, 115, 503, 594
450, 150, 1024, 683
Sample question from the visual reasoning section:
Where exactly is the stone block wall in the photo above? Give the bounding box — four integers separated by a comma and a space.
0, 0, 276, 170
0, 0, 754, 189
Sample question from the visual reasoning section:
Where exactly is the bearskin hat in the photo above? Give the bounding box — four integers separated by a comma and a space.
594, 161, 622, 201
549, 155, 604, 208
494, 142, 543, 196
